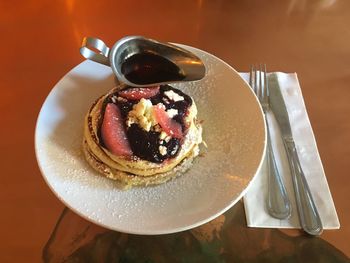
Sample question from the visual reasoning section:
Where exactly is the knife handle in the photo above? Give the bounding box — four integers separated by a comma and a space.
284, 139, 323, 235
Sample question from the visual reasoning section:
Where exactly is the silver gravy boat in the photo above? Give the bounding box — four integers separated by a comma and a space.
80, 36, 206, 87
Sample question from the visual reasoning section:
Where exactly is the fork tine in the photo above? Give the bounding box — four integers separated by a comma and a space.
249, 65, 254, 88
257, 64, 263, 101
258, 64, 269, 106
250, 64, 267, 100
250, 64, 258, 95
263, 64, 269, 98
254, 65, 258, 95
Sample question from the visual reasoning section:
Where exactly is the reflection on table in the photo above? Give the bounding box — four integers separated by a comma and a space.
43, 201, 348, 263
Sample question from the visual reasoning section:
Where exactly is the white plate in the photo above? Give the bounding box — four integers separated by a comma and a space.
35, 45, 265, 235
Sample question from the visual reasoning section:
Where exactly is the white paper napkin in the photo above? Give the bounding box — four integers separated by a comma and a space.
240, 72, 340, 229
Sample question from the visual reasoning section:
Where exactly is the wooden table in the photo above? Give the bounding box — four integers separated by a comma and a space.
1, 0, 349, 261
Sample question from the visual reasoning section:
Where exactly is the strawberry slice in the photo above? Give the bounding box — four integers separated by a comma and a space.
101, 103, 132, 156
119, 86, 160, 100
153, 104, 183, 139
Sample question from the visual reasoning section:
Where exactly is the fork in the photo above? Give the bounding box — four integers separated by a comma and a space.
250, 64, 292, 219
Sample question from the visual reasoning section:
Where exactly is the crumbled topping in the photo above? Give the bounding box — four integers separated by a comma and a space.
159, 130, 172, 143
126, 99, 159, 131
164, 90, 184, 102
159, 131, 167, 140
159, 145, 167, 156
166, 108, 178, 118
117, 96, 127, 102
162, 97, 170, 104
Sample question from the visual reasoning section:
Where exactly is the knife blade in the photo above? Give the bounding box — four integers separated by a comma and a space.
268, 73, 323, 235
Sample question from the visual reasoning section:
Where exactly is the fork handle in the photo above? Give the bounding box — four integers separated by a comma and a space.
284, 139, 323, 235
266, 118, 291, 219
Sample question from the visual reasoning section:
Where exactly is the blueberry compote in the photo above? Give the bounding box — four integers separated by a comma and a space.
101, 85, 192, 163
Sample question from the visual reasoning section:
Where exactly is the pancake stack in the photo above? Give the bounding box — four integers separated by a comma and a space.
83, 84, 202, 188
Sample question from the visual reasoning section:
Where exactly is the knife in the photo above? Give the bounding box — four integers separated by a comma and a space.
268, 74, 323, 235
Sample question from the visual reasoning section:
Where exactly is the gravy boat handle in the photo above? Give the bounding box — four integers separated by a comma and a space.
80, 37, 110, 66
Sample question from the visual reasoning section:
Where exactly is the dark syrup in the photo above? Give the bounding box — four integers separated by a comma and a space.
121, 53, 185, 85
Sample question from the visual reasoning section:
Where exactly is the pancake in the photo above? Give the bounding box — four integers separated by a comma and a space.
83, 84, 202, 188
